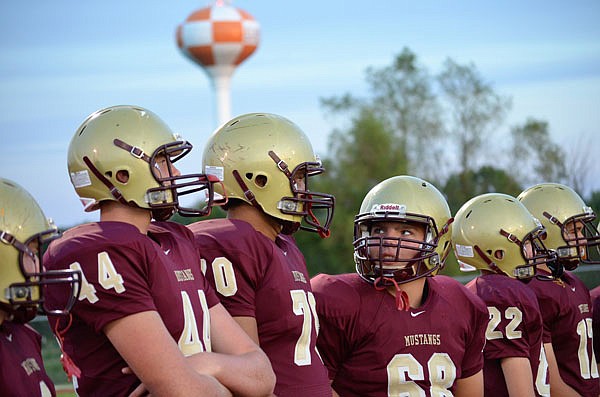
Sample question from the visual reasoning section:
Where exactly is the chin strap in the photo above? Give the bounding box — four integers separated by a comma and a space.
53, 314, 81, 382
374, 276, 410, 311
232, 169, 262, 211
306, 202, 330, 238
83, 156, 128, 206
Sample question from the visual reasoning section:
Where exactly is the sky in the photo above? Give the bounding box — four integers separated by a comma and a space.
1, 0, 599, 227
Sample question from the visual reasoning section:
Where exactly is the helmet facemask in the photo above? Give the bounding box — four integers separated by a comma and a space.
146, 140, 218, 220
354, 210, 446, 287
1, 223, 81, 321
472, 225, 558, 281
93, 138, 218, 221
518, 183, 599, 271
542, 208, 600, 269
270, 151, 334, 237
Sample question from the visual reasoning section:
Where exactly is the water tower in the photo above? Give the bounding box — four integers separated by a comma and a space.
176, 0, 260, 126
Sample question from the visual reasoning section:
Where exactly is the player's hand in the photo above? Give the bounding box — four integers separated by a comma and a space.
121, 366, 150, 397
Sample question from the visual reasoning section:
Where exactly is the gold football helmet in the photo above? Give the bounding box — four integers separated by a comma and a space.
453, 193, 556, 279
202, 113, 334, 236
68, 105, 217, 221
518, 183, 599, 270
354, 176, 453, 286
0, 178, 80, 322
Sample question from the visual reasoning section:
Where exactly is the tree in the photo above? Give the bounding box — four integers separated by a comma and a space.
443, 166, 523, 215
437, 58, 512, 189
509, 118, 567, 187
320, 47, 445, 181
564, 133, 596, 195
305, 49, 516, 276
365, 47, 446, 180
587, 190, 600, 223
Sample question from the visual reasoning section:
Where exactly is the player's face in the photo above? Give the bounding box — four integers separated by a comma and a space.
152, 153, 180, 182
292, 173, 306, 192
522, 239, 534, 258
565, 220, 587, 258
369, 221, 426, 268
22, 241, 41, 276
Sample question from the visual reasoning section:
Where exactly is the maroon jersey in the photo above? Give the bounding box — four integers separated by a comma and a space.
528, 270, 599, 396
0, 321, 56, 396
311, 273, 488, 397
590, 286, 600, 363
188, 219, 331, 397
44, 221, 219, 397
466, 274, 548, 397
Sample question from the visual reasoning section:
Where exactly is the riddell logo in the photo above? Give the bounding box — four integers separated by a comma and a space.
371, 203, 406, 213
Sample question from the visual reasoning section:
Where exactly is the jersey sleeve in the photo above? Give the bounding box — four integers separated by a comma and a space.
311, 273, 358, 379
485, 300, 534, 360
191, 221, 269, 318
69, 242, 157, 333
458, 284, 487, 378
593, 293, 600, 361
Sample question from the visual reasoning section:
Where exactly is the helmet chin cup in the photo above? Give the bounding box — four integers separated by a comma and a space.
547, 259, 564, 278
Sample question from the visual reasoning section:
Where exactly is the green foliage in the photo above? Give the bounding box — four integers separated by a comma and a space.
587, 190, 600, 220
437, 58, 512, 175
509, 118, 567, 186
170, 206, 227, 225
443, 166, 523, 214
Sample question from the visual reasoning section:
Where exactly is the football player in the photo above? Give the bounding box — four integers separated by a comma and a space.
453, 193, 554, 397
311, 175, 488, 396
1, 178, 81, 396
43, 105, 275, 396
188, 113, 335, 396
518, 183, 600, 397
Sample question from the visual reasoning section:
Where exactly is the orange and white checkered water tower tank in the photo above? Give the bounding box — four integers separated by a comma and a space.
176, 0, 260, 126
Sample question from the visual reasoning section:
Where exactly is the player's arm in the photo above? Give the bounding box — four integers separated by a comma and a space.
105, 310, 232, 397
231, 315, 260, 344
330, 380, 341, 397
544, 342, 581, 397
453, 370, 484, 397
185, 304, 276, 397
500, 357, 536, 397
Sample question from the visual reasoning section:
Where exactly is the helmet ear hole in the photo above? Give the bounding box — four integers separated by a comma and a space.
116, 170, 129, 184
245, 172, 253, 180
254, 174, 268, 188
494, 250, 505, 260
